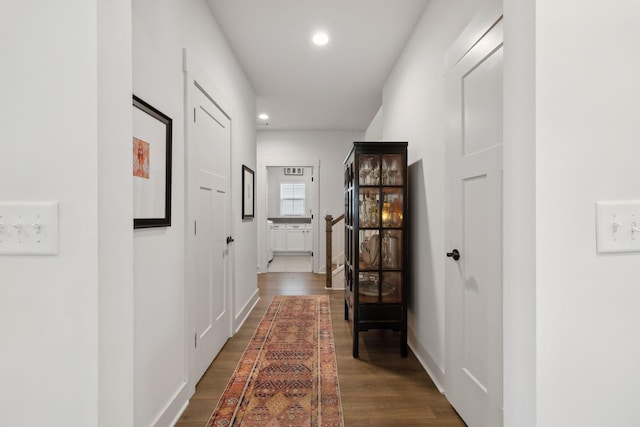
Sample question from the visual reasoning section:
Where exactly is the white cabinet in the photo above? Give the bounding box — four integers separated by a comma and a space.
271, 223, 312, 253
303, 227, 312, 252
272, 224, 287, 251
286, 224, 306, 251
267, 220, 274, 261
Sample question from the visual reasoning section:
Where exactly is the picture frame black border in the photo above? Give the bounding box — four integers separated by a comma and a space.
242, 164, 255, 219
133, 95, 173, 229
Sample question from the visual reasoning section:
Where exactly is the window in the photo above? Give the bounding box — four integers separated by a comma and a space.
280, 182, 305, 216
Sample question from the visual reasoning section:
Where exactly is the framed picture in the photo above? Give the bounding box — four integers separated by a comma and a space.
284, 166, 304, 175
242, 165, 254, 219
132, 95, 172, 228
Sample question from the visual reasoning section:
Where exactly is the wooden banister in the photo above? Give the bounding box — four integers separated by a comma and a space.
330, 213, 345, 226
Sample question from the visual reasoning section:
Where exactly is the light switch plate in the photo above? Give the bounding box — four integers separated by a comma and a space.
595, 201, 640, 254
0, 202, 58, 255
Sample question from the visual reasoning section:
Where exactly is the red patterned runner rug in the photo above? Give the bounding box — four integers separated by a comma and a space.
207, 295, 344, 427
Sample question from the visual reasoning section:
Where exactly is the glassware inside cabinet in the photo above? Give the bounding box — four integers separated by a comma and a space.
381, 188, 403, 227
381, 230, 402, 269
359, 154, 381, 186
359, 229, 380, 269
381, 272, 402, 303
358, 188, 380, 228
358, 271, 380, 303
382, 154, 404, 186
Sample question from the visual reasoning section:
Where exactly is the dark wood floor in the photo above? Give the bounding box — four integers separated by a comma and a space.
176, 272, 465, 426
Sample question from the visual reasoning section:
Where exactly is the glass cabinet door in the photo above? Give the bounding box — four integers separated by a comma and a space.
358, 271, 380, 303
381, 272, 402, 303
381, 154, 404, 186
359, 229, 380, 270
381, 188, 403, 228
356, 153, 406, 304
358, 188, 380, 228
359, 154, 381, 186
381, 230, 402, 269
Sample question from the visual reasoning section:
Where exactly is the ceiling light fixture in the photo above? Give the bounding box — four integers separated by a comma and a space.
258, 113, 269, 120
312, 31, 329, 46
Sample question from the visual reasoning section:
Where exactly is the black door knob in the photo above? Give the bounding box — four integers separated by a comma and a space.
226, 236, 235, 244
446, 249, 460, 261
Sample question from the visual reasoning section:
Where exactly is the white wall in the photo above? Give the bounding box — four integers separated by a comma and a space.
132, 1, 257, 425
1, 1, 134, 426
535, 1, 640, 425
257, 130, 362, 272
364, 106, 384, 141
98, 0, 135, 425
503, 0, 536, 424
378, 0, 499, 388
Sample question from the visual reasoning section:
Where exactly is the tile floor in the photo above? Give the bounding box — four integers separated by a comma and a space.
267, 255, 312, 272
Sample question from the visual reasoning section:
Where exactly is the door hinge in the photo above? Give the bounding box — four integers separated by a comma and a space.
194, 107, 196, 122
194, 220, 197, 235
194, 332, 197, 348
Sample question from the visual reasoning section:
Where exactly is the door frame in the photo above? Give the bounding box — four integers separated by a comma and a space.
183, 49, 235, 390
257, 157, 320, 273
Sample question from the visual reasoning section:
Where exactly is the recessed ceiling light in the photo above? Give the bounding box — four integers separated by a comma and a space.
312, 32, 329, 46
258, 113, 269, 120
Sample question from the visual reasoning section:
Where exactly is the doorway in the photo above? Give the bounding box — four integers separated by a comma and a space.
265, 165, 313, 272
257, 159, 320, 273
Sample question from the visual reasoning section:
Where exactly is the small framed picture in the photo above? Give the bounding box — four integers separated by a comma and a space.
242, 165, 254, 219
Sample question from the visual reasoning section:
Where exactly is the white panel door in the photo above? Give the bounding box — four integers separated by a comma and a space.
445, 18, 504, 427
192, 85, 231, 382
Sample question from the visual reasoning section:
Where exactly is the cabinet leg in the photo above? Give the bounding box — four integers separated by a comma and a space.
401, 328, 407, 357
344, 299, 348, 320
352, 328, 359, 358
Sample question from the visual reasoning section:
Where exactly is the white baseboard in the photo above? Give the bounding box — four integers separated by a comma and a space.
407, 327, 446, 393
168, 398, 190, 427
151, 381, 191, 427
234, 289, 260, 334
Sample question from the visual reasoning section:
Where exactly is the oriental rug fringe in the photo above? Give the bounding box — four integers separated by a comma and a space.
207, 295, 344, 427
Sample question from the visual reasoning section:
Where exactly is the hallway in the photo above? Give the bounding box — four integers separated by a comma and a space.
176, 272, 465, 426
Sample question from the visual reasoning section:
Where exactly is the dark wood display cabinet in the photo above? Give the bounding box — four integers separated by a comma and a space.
344, 141, 408, 358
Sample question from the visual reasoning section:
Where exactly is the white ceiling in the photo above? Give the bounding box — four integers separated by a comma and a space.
206, 0, 430, 130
